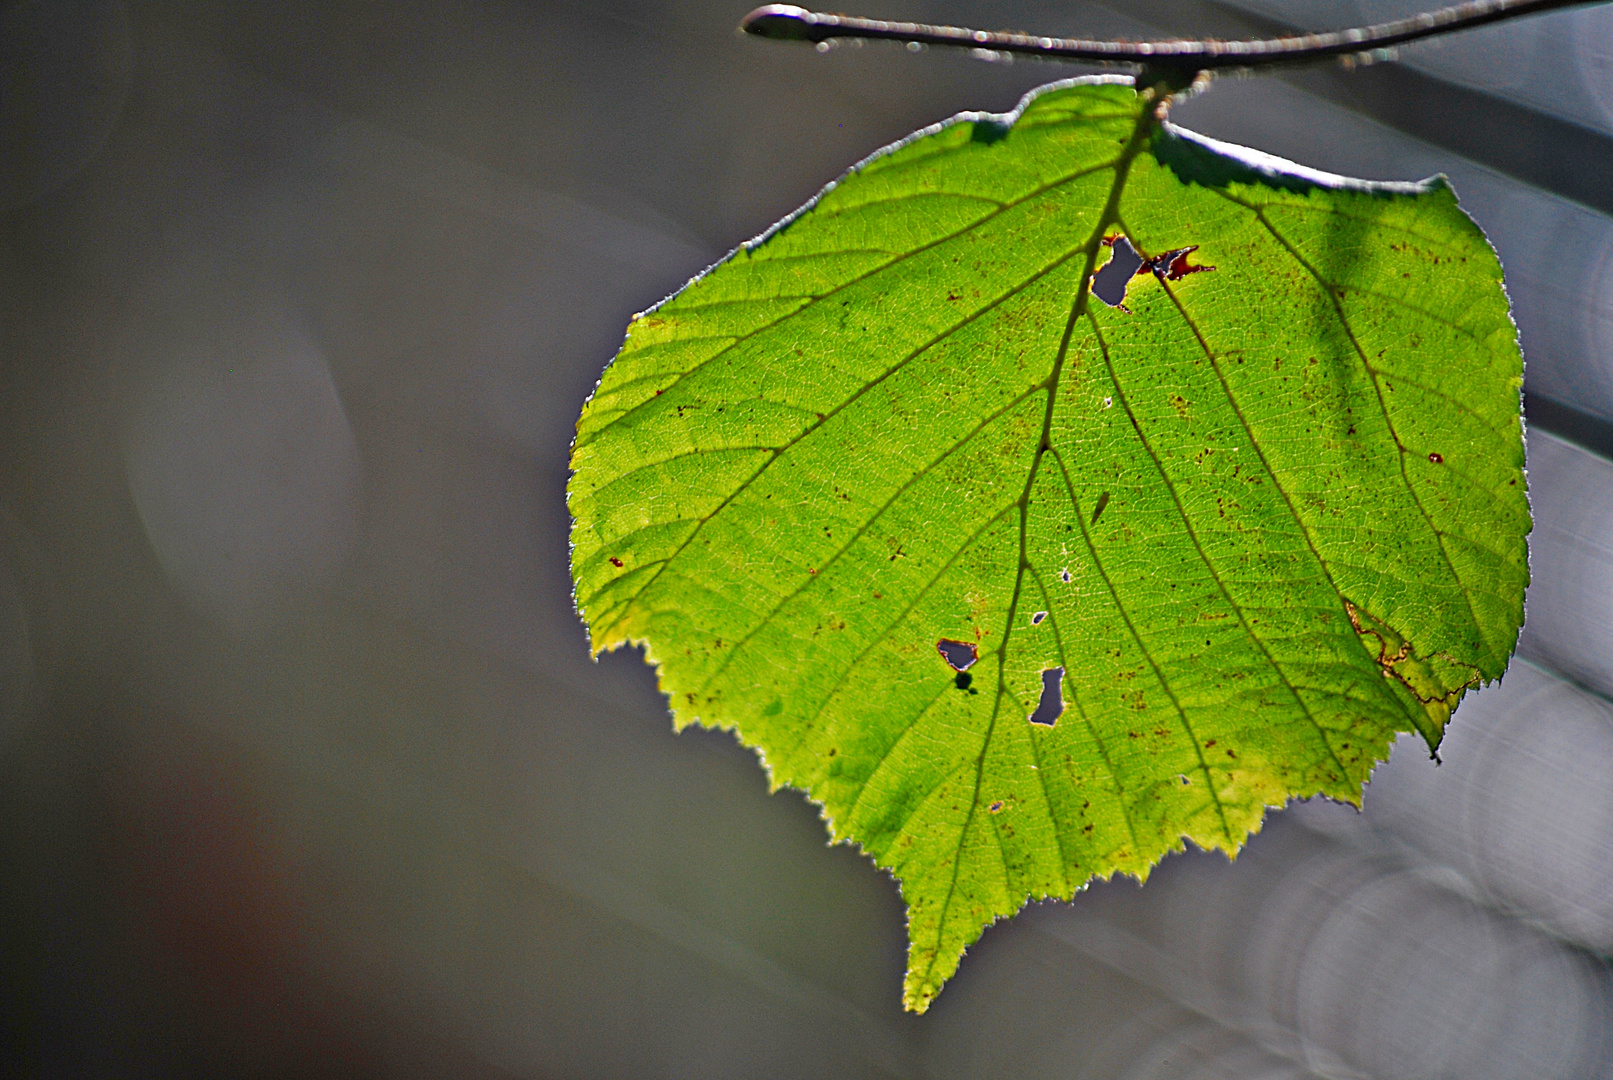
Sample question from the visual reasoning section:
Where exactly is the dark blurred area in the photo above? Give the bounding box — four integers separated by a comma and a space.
2, 1, 1611, 1077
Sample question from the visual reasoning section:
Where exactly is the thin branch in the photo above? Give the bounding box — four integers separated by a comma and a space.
740, 0, 1604, 74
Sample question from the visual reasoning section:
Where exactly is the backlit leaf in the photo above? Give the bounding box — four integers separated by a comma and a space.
567, 78, 1528, 1012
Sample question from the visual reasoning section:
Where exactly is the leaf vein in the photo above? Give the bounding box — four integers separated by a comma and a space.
1247, 206, 1494, 664
1027, 564, 1140, 862
790, 502, 1021, 774
691, 383, 1049, 699
603, 228, 1106, 643
605, 160, 1117, 429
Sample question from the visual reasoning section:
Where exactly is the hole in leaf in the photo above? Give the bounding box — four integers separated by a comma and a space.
988, 800, 1004, 813
1093, 238, 1216, 312
937, 639, 978, 671
1092, 236, 1143, 310
1028, 667, 1065, 726
1060, 569, 1072, 583
1031, 611, 1047, 625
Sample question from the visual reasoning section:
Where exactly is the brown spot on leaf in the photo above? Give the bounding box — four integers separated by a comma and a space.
1145, 245, 1214, 282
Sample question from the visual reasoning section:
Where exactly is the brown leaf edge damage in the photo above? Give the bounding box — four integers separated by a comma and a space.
1345, 600, 1481, 756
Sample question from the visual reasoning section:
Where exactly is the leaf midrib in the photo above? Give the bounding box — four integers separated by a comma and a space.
915, 95, 1164, 997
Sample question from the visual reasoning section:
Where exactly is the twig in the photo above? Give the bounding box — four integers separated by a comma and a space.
740, 0, 1604, 74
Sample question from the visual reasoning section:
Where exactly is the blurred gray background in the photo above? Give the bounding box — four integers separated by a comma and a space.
3, 1, 1613, 1077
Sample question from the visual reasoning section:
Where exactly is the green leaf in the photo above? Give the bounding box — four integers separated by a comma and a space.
567, 78, 1528, 1012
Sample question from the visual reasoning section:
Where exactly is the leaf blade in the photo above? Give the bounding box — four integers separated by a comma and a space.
567, 78, 1527, 1012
